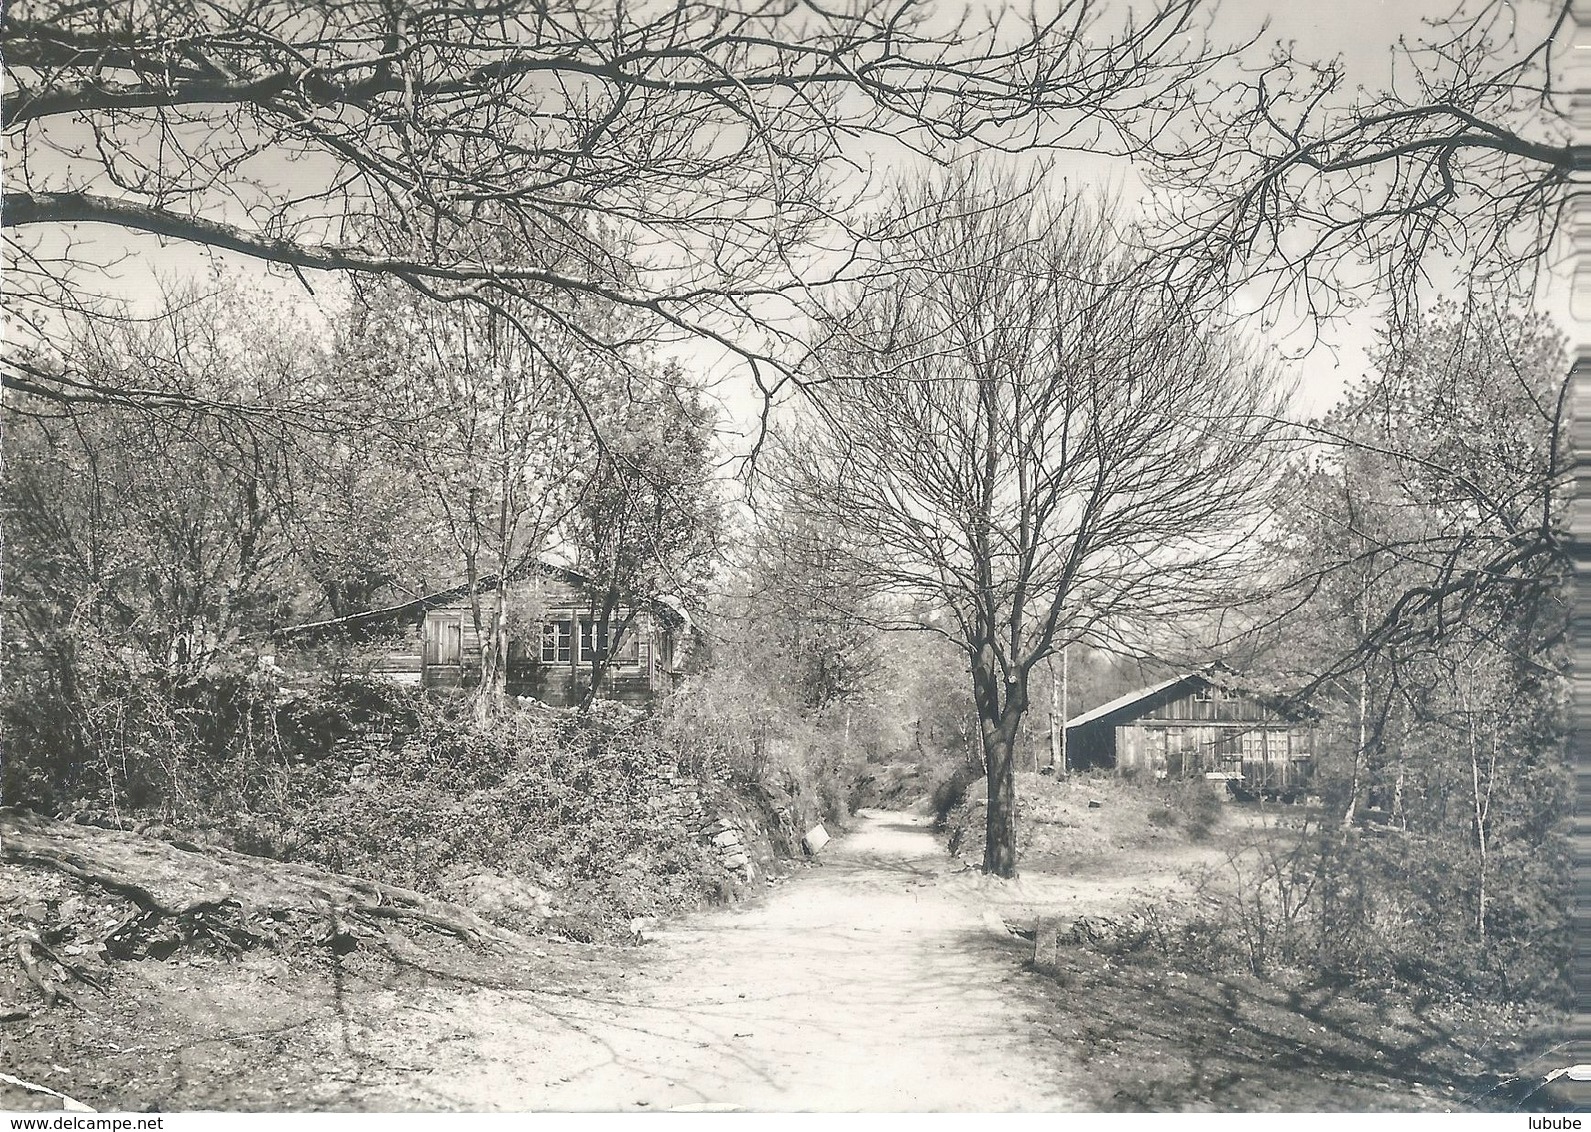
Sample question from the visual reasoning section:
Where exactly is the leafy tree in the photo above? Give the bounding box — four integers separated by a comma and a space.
335, 267, 597, 710
1279, 300, 1569, 696
734, 497, 888, 715
281, 436, 441, 619
0, 280, 355, 810
568, 370, 723, 708
1256, 301, 1569, 997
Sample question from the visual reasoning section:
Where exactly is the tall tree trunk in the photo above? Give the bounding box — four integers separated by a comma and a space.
1048, 658, 1060, 772
1392, 746, 1407, 830
971, 653, 1027, 879
473, 604, 506, 724
463, 553, 496, 725
982, 716, 1020, 878
1343, 661, 1369, 828
1468, 701, 1496, 949
1060, 646, 1070, 775
578, 592, 629, 712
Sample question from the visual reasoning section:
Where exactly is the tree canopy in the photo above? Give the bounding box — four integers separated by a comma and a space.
3, 0, 1227, 412
1152, 0, 1572, 334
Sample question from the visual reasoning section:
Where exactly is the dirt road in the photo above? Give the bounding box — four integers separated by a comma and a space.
398, 809, 1076, 1111
6, 805, 1558, 1113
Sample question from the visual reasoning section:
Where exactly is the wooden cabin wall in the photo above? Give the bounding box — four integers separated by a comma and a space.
1067, 685, 1316, 790
1118, 722, 1311, 784
420, 594, 487, 689
369, 620, 423, 685
1141, 689, 1277, 724
416, 581, 669, 705
1065, 723, 1117, 770
509, 604, 662, 707
286, 571, 677, 709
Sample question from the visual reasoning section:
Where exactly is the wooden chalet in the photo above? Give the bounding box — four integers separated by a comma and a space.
276, 562, 688, 707
1064, 672, 1313, 795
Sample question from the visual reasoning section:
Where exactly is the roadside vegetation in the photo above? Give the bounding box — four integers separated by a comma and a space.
943, 771, 1224, 864
2, 662, 854, 946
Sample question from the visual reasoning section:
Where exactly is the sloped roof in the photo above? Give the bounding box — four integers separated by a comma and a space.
1063, 667, 1309, 730
273, 559, 685, 641
1062, 673, 1207, 731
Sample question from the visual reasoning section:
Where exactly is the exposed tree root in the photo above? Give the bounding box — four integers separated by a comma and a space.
353, 901, 482, 945
15, 934, 63, 1008
11, 928, 106, 1012
1, 808, 527, 999
0, 1071, 95, 1112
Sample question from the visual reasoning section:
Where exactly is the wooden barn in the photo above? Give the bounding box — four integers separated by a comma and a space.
276, 562, 688, 707
1063, 673, 1313, 795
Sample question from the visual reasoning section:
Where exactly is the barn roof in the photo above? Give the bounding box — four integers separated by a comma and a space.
1062, 673, 1208, 731
272, 559, 686, 642
1063, 667, 1308, 731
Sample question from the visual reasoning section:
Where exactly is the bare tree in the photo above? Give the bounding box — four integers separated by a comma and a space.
1151, 0, 1570, 336
1134, 1, 1573, 739
783, 172, 1287, 877
2, 0, 1232, 413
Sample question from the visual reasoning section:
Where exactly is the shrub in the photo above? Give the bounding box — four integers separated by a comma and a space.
1091, 816, 1571, 1009
929, 763, 977, 827
4, 658, 782, 942
1155, 779, 1224, 841
658, 672, 866, 842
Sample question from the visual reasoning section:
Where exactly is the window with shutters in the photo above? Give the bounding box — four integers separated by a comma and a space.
578, 617, 608, 661
423, 612, 463, 666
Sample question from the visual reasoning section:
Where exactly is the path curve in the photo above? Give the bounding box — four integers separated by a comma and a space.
417, 809, 1077, 1111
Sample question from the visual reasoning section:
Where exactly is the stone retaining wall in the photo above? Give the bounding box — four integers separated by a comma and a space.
647, 777, 761, 880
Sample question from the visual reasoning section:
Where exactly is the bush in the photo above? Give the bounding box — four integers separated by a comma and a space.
1154, 779, 1224, 842
1093, 817, 1571, 1009
269, 696, 733, 939
658, 673, 865, 846
929, 762, 978, 827
3, 657, 783, 943
5, 639, 876, 943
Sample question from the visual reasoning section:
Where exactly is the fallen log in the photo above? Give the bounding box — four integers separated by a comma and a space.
1, 808, 527, 983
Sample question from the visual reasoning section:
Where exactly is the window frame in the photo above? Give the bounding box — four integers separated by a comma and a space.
578, 616, 640, 666
541, 618, 572, 664
578, 617, 609, 663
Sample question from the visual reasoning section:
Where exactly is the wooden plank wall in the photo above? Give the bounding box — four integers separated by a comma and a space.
1116, 722, 1311, 784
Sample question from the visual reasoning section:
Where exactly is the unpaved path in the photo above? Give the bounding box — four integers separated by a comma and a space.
400, 809, 1078, 1111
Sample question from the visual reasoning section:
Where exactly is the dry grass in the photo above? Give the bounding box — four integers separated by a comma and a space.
944, 770, 1226, 863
